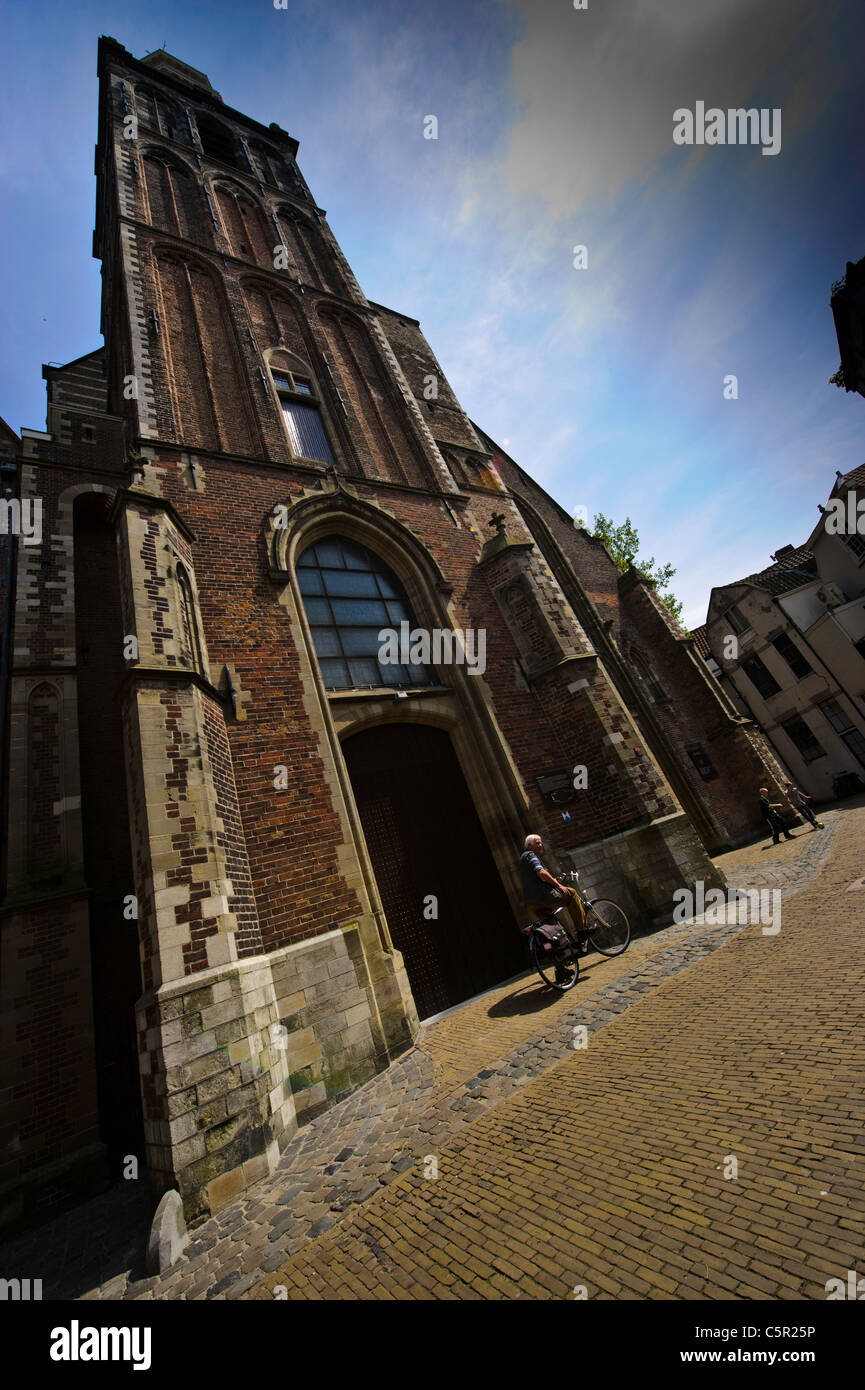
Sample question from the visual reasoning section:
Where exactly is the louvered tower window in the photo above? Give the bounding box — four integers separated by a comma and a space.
271, 366, 334, 464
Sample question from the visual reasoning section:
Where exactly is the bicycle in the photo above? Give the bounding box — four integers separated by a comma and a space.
525, 869, 631, 993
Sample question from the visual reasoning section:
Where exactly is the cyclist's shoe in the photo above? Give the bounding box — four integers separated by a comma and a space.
554, 964, 572, 984
817, 821, 825, 828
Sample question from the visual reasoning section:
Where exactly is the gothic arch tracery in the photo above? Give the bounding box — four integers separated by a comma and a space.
316, 307, 428, 488
142, 149, 209, 243
152, 249, 255, 454
211, 181, 272, 266
274, 205, 334, 292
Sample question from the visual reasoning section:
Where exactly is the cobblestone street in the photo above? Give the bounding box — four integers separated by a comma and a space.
5, 804, 862, 1301
245, 804, 864, 1301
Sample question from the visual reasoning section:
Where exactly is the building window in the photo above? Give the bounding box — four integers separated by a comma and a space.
781, 716, 825, 763
197, 113, 243, 168
842, 530, 865, 561
297, 536, 433, 691
725, 604, 750, 635
630, 646, 668, 702
177, 564, 203, 673
136, 88, 159, 131
771, 632, 811, 679
271, 367, 335, 464
819, 697, 865, 768
741, 654, 781, 699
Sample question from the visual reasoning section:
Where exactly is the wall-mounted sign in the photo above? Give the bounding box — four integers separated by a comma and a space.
687, 745, 718, 782
537, 771, 576, 807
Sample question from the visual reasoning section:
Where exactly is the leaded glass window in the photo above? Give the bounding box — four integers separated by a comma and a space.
297, 536, 433, 690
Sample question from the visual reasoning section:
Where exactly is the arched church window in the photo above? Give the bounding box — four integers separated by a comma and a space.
270, 363, 334, 464
296, 536, 433, 691
631, 646, 668, 703
197, 113, 244, 168
248, 141, 278, 186
136, 88, 159, 131
177, 564, 203, 673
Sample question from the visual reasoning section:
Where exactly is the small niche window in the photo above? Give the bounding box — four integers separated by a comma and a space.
297, 536, 433, 691
630, 647, 668, 703
271, 366, 334, 463
177, 564, 203, 673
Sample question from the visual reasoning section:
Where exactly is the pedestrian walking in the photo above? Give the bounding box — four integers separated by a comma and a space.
759, 786, 795, 844
784, 781, 824, 831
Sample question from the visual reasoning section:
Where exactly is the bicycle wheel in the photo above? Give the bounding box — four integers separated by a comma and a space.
586, 899, 630, 957
530, 932, 580, 991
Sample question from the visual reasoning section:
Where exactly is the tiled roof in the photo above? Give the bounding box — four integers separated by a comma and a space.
838, 462, 865, 490
690, 624, 710, 659
734, 545, 817, 596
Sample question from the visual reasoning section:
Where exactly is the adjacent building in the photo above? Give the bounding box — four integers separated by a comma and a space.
694, 464, 865, 801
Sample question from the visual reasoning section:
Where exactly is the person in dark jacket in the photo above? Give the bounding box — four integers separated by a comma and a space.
518, 834, 582, 930
519, 834, 584, 980
759, 787, 795, 844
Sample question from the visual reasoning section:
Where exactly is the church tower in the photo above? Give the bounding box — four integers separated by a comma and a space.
6, 37, 782, 1232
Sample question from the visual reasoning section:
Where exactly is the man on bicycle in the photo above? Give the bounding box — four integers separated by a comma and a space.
519, 834, 584, 937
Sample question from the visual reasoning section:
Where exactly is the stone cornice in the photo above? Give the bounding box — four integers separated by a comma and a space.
477, 536, 534, 568
116, 665, 229, 710
110, 487, 198, 543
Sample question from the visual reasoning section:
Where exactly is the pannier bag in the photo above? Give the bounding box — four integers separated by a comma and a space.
533, 920, 571, 952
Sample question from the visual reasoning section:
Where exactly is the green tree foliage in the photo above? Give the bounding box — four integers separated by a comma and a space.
591, 512, 687, 628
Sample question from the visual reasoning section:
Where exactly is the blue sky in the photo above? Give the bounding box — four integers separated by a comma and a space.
1, 0, 863, 626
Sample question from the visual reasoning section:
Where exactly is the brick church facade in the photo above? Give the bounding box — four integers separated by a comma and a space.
0, 39, 788, 1232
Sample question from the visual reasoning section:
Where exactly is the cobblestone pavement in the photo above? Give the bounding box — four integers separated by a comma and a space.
4, 807, 856, 1300
244, 804, 863, 1300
